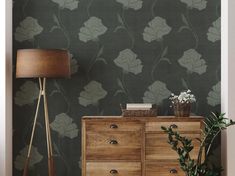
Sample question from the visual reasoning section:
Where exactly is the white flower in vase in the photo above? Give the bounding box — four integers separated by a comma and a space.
170, 89, 196, 104
170, 89, 196, 117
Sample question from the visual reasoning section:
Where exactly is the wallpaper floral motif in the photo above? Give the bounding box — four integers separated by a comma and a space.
13, 0, 221, 175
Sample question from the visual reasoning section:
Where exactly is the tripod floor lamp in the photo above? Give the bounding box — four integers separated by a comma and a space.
16, 49, 71, 176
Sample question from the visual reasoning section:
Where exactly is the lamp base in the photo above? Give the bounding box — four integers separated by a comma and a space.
22, 77, 55, 176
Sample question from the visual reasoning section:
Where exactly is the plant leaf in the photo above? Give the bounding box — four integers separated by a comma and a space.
181, 14, 189, 26
160, 57, 172, 64
53, 14, 60, 26
49, 25, 60, 32
161, 46, 168, 57
178, 25, 190, 33
97, 46, 104, 57
114, 25, 125, 32
96, 57, 107, 64
114, 89, 125, 96
117, 78, 125, 90
181, 78, 188, 89
117, 13, 124, 25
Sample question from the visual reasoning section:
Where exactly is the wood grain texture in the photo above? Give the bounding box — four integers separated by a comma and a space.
145, 133, 200, 160
82, 120, 86, 176
146, 161, 184, 176
86, 162, 141, 176
146, 146, 199, 160
145, 121, 201, 132
146, 133, 201, 147
86, 121, 142, 132
82, 116, 204, 176
87, 131, 141, 147
82, 116, 204, 121
86, 147, 141, 160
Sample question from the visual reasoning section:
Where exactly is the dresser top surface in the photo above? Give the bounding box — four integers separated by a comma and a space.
82, 116, 204, 122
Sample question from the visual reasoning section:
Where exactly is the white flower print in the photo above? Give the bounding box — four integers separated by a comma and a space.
207, 17, 221, 43
51, 0, 79, 10
69, 53, 79, 75
78, 81, 107, 107
180, 0, 207, 11
207, 82, 221, 106
14, 17, 43, 42
143, 81, 171, 105
14, 145, 43, 170
70, 58, 79, 75
143, 16, 171, 42
51, 113, 78, 139
14, 81, 39, 106
116, 0, 143, 10
114, 49, 143, 75
78, 17, 107, 42
178, 49, 207, 75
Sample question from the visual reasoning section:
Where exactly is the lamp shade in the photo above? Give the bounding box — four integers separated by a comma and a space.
16, 49, 71, 78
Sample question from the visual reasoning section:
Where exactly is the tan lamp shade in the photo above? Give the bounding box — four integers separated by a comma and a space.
16, 49, 71, 78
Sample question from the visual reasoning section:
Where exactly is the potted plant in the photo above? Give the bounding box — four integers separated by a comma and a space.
170, 90, 196, 117
161, 112, 235, 176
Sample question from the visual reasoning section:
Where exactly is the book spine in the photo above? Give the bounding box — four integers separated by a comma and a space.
126, 108, 151, 110
126, 104, 152, 108
126, 104, 152, 110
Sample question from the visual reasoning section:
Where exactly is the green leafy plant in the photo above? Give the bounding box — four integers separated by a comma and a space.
161, 112, 235, 176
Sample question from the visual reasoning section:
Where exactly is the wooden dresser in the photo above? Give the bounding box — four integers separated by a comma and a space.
82, 116, 204, 176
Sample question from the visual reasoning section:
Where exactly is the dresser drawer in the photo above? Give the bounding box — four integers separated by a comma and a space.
146, 161, 184, 176
86, 131, 141, 160
87, 131, 141, 147
87, 147, 141, 160
146, 133, 200, 160
86, 121, 142, 132
146, 121, 201, 132
86, 162, 141, 176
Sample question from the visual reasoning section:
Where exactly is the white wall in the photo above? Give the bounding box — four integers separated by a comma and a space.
221, 0, 235, 176
0, 0, 12, 175
227, 0, 235, 175
0, 0, 6, 173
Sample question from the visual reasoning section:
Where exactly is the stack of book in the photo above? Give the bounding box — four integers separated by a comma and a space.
121, 103, 157, 117
126, 103, 153, 110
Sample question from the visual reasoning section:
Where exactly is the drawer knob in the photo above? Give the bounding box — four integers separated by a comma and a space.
110, 124, 118, 129
110, 169, 118, 174
170, 124, 178, 129
170, 169, 178, 174
109, 140, 118, 145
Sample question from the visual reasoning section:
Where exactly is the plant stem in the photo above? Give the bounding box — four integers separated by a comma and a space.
86, 42, 101, 79
185, 8, 199, 49
151, 41, 163, 81
121, 72, 133, 102
57, 8, 71, 49
196, 122, 219, 166
151, 0, 158, 18
53, 80, 71, 114
58, 136, 71, 175
206, 130, 220, 156
121, 8, 135, 49
22, 0, 30, 17
87, 0, 94, 17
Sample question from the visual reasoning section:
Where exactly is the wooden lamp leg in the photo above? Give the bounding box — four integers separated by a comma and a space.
22, 78, 43, 176
42, 78, 56, 176
22, 77, 56, 176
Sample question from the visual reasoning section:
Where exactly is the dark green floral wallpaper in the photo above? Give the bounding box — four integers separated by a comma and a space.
13, 0, 221, 175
